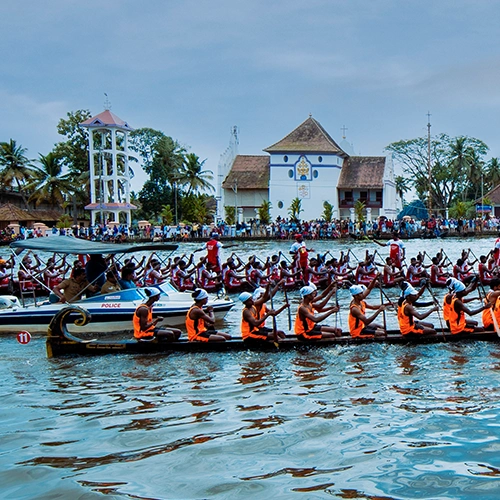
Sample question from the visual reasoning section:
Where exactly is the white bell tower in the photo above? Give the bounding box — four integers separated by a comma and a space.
80, 105, 136, 227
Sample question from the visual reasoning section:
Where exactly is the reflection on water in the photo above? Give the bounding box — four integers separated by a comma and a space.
3, 238, 500, 498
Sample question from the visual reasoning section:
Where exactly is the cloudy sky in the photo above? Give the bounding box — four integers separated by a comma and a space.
2, 0, 500, 191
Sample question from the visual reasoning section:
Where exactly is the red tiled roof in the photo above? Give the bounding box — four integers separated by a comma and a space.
222, 155, 270, 190
80, 110, 133, 130
264, 116, 348, 156
337, 157, 386, 189
84, 202, 137, 210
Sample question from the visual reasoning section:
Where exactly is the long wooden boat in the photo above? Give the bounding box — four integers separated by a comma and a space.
46, 305, 500, 357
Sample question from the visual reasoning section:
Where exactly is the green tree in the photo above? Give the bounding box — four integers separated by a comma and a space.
394, 175, 411, 204
322, 201, 334, 222
129, 128, 166, 171
0, 139, 35, 208
178, 153, 214, 195
224, 205, 236, 225
145, 136, 186, 223
138, 180, 172, 219
386, 134, 489, 211
257, 200, 272, 224
354, 199, 366, 222
288, 197, 302, 223
160, 204, 174, 225
449, 200, 475, 219
53, 109, 92, 180
485, 158, 500, 192
27, 152, 74, 207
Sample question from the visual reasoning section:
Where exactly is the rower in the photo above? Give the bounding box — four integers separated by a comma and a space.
348, 280, 386, 338
397, 284, 438, 336
252, 283, 287, 339
239, 291, 287, 344
430, 256, 449, 287
482, 278, 500, 330
443, 278, 490, 335
478, 255, 496, 285
134, 288, 182, 342
383, 256, 404, 286
294, 285, 341, 341
186, 288, 231, 342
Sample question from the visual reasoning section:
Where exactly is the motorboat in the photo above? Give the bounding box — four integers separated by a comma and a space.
0, 238, 234, 335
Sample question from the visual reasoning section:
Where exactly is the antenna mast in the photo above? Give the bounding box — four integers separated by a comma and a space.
427, 112, 432, 217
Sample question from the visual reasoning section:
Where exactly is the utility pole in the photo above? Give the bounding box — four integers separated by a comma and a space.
427, 112, 432, 218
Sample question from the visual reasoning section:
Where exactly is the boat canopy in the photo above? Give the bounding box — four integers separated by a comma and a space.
10, 238, 178, 255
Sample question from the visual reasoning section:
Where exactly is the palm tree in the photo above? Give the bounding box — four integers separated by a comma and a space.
178, 153, 214, 195
486, 158, 500, 192
288, 197, 303, 223
0, 139, 35, 208
27, 152, 74, 207
394, 175, 410, 204
151, 137, 186, 224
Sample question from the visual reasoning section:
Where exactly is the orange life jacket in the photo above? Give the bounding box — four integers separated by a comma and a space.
294, 303, 321, 339
186, 305, 208, 342
133, 304, 154, 339
241, 306, 267, 341
348, 300, 367, 338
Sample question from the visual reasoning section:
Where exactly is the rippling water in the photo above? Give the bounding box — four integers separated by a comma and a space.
2, 237, 500, 498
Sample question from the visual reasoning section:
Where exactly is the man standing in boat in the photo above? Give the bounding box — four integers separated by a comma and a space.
134, 288, 182, 342
196, 233, 223, 273
373, 231, 405, 270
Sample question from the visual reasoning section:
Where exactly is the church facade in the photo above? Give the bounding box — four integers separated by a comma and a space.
220, 116, 398, 222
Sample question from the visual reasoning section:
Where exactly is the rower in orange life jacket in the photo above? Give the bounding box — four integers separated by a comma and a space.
294, 285, 340, 340
481, 278, 500, 330
443, 278, 489, 334
239, 290, 288, 343
347, 279, 387, 338
133, 288, 182, 341
396, 284, 438, 336
185, 288, 231, 342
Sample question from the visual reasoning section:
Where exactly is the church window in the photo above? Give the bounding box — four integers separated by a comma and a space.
318, 156, 323, 163
288, 170, 294, 178
283, 155, 288, 163
313, 170, 319, 178
278, 201, 284, 209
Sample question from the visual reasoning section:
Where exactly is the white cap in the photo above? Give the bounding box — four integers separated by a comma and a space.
239, 292, 253, 303
403, 285, 418, 297
252, 287, 266, 300
192, 289, 209, 301
349, 285, 364, 296
300, 286, 315, 297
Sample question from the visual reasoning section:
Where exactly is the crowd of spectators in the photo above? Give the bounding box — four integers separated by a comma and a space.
2, 215, 500, 244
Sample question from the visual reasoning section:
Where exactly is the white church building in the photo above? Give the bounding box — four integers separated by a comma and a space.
219, 116, 398, 222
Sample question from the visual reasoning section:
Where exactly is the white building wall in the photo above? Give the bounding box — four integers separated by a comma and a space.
381, 155, 398, 219
269, 153, 342, 221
